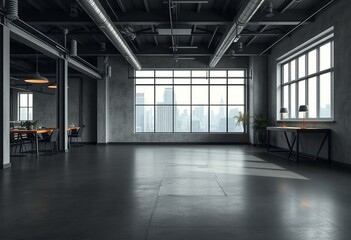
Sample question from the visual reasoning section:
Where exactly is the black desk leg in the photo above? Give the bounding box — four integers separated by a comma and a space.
328, 132, 331, 164
296, 132, 299, 163
35, 133, 39, 157
267, 130, 270, 152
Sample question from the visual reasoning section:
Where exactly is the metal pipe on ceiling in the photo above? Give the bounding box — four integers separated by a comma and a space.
209, 0, 265, 68
76, 0, 141, 70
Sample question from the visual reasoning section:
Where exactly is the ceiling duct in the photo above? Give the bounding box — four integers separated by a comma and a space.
76, 0, 141, 70
209, 0, 264, 67
6, 0, 19, 20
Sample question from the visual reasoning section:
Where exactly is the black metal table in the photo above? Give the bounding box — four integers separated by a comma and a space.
266, 127, 331, 163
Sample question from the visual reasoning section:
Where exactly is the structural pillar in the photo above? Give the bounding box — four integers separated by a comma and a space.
0, 23, 11, 169
97, 57, 109, 143
57, 58, 68, 151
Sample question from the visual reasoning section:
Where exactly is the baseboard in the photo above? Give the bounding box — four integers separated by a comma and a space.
106, 142, 250, 145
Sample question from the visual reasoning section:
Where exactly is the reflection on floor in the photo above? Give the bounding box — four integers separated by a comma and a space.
1, 145, 351, 240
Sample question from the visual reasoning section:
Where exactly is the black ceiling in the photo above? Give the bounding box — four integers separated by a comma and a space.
6, 0, 332, 73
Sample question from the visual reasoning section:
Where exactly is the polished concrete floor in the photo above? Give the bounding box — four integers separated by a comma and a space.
1, 144, 351, 240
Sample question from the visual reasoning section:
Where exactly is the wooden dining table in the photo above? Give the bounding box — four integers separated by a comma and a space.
10, 129, 54, 157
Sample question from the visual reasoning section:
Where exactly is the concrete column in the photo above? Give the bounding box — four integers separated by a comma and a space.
57, 58, 68, 151
249, 56, 268, 144
0, 24, 11, 169
97, 57, 109, 143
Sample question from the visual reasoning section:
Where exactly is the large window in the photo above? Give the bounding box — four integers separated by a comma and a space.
135, 69, 246, 133
18, 93, 33, 121
280, 40, 334, 120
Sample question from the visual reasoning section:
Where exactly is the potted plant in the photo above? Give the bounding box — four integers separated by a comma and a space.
252, 114, 268, 146
22, 120, 39, 130
234, 111, 250, 133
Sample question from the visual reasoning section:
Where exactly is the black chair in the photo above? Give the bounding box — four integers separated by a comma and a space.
10, 133, 23, 155
39, 129, 60, 154
68, 125, 85, 147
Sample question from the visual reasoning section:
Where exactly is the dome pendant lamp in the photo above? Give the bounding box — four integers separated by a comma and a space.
24, 52, 49, 84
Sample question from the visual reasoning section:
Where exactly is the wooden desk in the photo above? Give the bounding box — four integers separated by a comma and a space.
266, 127, 331, 163
10, 129, 54, 157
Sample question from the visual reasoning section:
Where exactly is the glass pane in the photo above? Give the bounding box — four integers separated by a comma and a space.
192, 86, 208, 104
136, 70, 154, 78
192, 106, 208, 132
174, 78, 190, 84
290, 60, 296, 81
298, 55, 306, 78
174, 106, 190, 132
283, 86, 289, 118
28, 94, 33, 107
228, 78, 244, 84
155, 70, 172, 77
136, 78, 154, 84
174, 86, 190, 104
308, 77, 317, 118
192, 70, 208, 77
135, 106, 154, 132
174, 70, 190, 77
210, 106, 227, 132
155, 78, 172, 84
320, 42, 331, 71
308, 49, 317, 75
20, 93, 28, 107
210, 86, 226, 104
192, 78, 209, 84
298, 80, 306, 118
210, 70, 226, 77
156, 86, 173, 104
290, 83, 296, 118
28, 108, 33, 120
228, 70, 244, 77
228, 86, 244, 105
19, 108, 28, 121
283, 64, 289, 83
136, 86, 154, 104
228, 106, 244, 132
320, 73, 331, 118
155, 106, 173, 132
210, 78, 226, 84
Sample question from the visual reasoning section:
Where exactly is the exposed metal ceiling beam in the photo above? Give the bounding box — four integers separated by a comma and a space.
54, 0, 68, 12
151, 25, 159, 46
143, 0, 150, 12
245, 25, 268, 47
115, 0, 126, 13
207, 26, 219, 48
24, 10, 312, 26
221, 0, 231, 12
8, 21, 102, 79
278, 0, 297, 13
41, 32, 218, 37
197, 3, 201, 12
260, 0, 334, 55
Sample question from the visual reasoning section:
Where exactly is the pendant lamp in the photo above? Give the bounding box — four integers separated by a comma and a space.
48, 81, 57, 89
24, 53, 49, 84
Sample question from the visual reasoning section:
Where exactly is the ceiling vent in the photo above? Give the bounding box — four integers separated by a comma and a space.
158, 25, 192, 35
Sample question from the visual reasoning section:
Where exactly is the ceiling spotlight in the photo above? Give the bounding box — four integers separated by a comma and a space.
230, 50, 236, 59
265, 2, 274, 18
238, 42, 244, 52
70, 3, 81, 18
100, 42, 106, 52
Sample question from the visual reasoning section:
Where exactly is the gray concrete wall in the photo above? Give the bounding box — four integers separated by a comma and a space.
106, 56, 251, 143
267, 0, 351, 164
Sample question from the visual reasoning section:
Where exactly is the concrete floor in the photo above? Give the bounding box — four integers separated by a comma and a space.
1, 144, 351, 240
